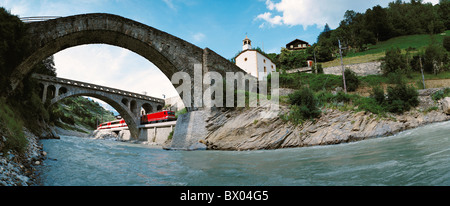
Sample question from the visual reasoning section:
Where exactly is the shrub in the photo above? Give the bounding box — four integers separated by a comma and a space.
382, 47, 407, 75
288, 87, 321, 121
444, 36, 450, 52
431, 88, 450, 101
371, 86, 385, 104
343, 69, 360, 92
333, 91, 353, 103
355, 97, 385, 115
424, 44, 447, 74
316, 63, 324, 74
386, 82, 419, 114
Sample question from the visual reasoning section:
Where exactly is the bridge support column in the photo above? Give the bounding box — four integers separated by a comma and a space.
54, 85, 61, 97
169, 109, 208, 150
41, 83, 49, 103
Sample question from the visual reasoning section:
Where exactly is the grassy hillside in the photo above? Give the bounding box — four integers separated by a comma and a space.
323, 30, 450, 68
49, 97, 116, 133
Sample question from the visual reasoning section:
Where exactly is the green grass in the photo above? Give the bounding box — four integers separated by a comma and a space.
0, 98, 27, 154
323, 30, 450, 67
432, 88, 450, 100
347, 30, 450, 58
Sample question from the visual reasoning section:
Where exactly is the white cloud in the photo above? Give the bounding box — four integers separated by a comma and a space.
256, 0, 351, 30
53, 45, 178, 100
425, 0, 440, 5
256, 12, 283, 27
163, 0, 176, 10
257, 0, 442, 30
0, 0, 31, 16
192, 32, 206, 42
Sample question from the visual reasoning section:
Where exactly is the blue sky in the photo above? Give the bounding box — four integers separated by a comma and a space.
0, 0, 439, 110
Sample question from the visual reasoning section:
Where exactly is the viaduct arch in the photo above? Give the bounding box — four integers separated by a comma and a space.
33, 73, 165, 138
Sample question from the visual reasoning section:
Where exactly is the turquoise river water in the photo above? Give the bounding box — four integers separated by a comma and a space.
37, 121, 450, 186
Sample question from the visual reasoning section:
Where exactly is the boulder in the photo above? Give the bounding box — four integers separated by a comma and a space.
441, 97, 450, 115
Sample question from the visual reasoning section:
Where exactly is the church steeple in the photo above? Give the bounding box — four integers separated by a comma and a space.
243, 35, 252, 51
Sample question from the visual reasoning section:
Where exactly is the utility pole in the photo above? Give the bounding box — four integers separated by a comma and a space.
338, 39, 347, 93
313, 49, 317, 74
419, 55, 426, 89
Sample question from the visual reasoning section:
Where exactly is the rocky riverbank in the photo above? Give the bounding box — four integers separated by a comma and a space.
0, 128, 47, 186
203, 88, 450, 151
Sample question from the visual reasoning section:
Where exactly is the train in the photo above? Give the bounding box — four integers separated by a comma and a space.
97, 110, 176, 130
97, 119, 127, 130
140, 110, 176, 124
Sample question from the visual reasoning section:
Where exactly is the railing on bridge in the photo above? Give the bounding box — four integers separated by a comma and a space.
20, 16, 61, 23
32, 73, 165, 103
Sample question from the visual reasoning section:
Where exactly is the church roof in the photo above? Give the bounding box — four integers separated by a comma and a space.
234, 49, 274, 63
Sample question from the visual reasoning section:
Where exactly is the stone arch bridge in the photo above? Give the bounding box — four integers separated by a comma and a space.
9, 13, 246, 147
10, 13, 245, 109
33, 73, 165, 138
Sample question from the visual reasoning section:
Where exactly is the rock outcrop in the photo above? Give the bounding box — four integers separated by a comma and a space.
441, 97, 450, 115
202, 88, 450, 151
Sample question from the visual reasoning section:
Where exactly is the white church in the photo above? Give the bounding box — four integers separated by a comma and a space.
235, 36, 276, 81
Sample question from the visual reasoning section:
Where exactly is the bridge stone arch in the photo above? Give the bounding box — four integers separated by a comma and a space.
9, 13, 245, 110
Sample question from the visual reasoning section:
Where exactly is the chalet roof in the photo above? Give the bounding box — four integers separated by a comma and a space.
286, 39, 310, 46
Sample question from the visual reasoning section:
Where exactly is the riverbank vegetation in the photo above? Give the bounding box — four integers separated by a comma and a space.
0, 8, 47, 155
0, 8, 115, 155
271, 1, 450, 125
48, 97, 116, 133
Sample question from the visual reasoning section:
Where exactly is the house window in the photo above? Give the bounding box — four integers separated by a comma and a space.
264, 66, 267, 73
244, 58, 248, 61
263, 59, 266, 63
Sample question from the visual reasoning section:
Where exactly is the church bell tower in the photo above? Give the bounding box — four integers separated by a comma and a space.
243, 35, 252, 51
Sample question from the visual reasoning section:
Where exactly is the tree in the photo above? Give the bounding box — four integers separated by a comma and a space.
323, 23, 331, 34
382, 47, 408, 75
314, 43, 333, 62
365, 5, 393, 42
439, 0, 450, 29
0, 7, 30, 96
32, 56, 57, 77
444, 36, 450, 52
424, 43, 447, 74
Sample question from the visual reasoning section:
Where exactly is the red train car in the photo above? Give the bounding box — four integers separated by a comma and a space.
140, 110, 176, 124
97, 119, 127, 130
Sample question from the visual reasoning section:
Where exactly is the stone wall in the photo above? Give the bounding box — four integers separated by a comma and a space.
138, 126, 174, 144
323, 61, 382, 76
287, 61, 382, 76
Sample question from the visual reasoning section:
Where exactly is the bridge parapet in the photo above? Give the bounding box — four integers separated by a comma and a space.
20, 16, 62, 23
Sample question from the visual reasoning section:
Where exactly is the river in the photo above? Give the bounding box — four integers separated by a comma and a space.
37, 121, 450, 186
